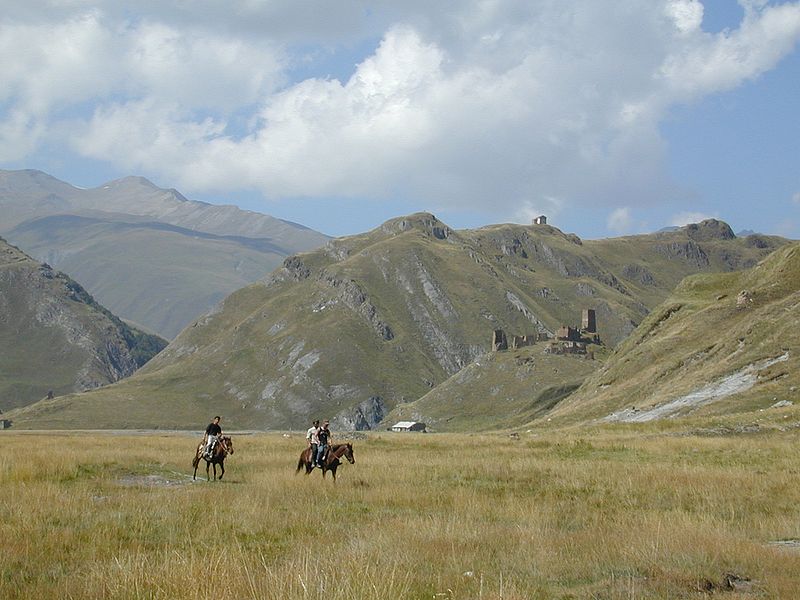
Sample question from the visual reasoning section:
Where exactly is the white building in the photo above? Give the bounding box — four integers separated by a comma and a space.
391, 421, 427, 432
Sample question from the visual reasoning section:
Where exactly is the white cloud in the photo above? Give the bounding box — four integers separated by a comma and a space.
607, 207, 634, 234
792, 191, 800, 204
655, 2, 800, 102
670, 211, 716, 226
666, 0, 704, 34
2, 1, 800, 222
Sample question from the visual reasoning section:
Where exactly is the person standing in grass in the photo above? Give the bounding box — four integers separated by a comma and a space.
306, 419, 320, 468
203, 416, 223, 458
316, 420, 331, 467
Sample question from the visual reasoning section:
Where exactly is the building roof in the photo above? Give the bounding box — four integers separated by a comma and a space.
392, 421, 421, 428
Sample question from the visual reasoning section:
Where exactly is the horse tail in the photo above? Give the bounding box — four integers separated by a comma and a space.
296, 448, 310, 473
192, 442, 203, 468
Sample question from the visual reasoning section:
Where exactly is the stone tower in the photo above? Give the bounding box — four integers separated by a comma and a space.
581, 308, 596, 333
492, 329, 508, 351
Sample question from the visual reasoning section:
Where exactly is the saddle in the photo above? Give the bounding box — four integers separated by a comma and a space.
198, 439, 217, 459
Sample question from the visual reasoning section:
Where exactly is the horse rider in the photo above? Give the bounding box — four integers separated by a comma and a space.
316, 420, 331, 467
203, 416, 223, 459
306, 419, 320, 468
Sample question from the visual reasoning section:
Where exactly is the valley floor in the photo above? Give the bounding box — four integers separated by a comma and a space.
1, 427, 799, 598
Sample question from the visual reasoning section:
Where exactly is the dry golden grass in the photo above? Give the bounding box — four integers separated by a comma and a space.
1, 429, 800, 599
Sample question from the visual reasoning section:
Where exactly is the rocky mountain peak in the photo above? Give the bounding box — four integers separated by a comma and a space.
683, 219, 736, 241
380, 212, 451, 240
105, 175, 160, 190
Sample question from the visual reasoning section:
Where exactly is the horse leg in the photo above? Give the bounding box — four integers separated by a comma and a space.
206, 460, 211, 481
219, 460, 225, 480
192, 455, 200, 480
331, 465, 338, 482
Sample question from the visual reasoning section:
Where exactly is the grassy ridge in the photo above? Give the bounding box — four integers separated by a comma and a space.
2, 428, 800, 598
553, 242, 800, 424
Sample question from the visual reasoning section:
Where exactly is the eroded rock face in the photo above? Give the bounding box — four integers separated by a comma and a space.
322, 274, 394, 341
622, 264, 656, 286
12, 268, 139, 385
656, 240, 710, 268
283, 256, 311, 280
332, 396, 387, 430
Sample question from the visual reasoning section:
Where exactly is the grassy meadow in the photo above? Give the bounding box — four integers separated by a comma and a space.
2, 428, 800, 599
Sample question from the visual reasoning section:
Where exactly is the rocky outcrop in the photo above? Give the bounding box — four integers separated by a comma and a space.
332, 396, 387, 431
283, 256, 312, 280
622, 264, 656, 286
380, 213, 451, 240
684, 219, 736, 242
655, 240, 710, 268
416, 260, 458, 320
322, 274, 394, 341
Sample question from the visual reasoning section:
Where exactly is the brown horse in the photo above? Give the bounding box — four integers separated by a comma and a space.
192, 436, 234, 481
296, 442, 355, 481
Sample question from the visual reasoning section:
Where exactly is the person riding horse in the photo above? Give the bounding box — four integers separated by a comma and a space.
203, 416, 222, 459
316, 420, 331, 467
193, 435, 234, 481
306, 419, 320, 468
296, 442, 355, 481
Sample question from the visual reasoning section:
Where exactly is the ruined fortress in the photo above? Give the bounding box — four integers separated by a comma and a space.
492, 308, 599, 357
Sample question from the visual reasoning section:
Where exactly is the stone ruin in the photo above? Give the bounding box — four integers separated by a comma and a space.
545, 339, 589, 356
491, 308, 599, 357
492, 329, 549, 351
492, 329, 508, 351
556, 325, 581, 341
736, 290, 753, 308
545, 308, 601, 357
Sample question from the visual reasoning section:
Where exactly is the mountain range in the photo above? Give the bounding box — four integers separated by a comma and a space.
0, 169, 329, 338
5, 213, 787, 431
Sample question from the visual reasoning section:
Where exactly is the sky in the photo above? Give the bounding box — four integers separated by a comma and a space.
1, 0, 799, 239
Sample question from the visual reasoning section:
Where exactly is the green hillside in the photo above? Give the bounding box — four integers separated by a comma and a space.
5, 214, 786, 430
384, 344, 603, 432
551, 242, 800, 424
0, 238, 166, 411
